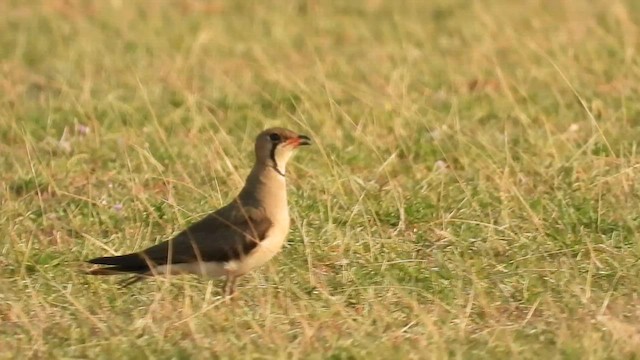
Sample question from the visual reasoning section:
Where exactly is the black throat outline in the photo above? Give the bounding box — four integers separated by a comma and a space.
269, 143, 285, 177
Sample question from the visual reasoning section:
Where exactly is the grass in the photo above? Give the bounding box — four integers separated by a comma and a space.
2, 0, 640, 358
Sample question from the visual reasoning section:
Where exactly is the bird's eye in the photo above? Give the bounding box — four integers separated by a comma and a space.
268, 133, 281, 142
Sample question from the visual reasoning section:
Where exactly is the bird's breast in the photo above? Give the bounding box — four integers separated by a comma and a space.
227, 210, 290, 276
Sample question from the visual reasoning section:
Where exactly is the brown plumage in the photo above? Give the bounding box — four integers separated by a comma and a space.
86, 127, 311, 295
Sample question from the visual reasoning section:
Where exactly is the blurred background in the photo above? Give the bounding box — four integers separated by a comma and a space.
2, 0, 640, 358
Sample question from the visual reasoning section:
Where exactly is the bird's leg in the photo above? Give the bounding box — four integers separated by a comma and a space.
222, 274, 237, 298
118, 275, 146, 288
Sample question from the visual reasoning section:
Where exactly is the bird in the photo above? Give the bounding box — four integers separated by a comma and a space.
85, 127, 311, 296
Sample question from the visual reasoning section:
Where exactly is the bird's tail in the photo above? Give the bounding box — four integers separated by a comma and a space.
85, 253, 149, 275
85, 253, 150, 287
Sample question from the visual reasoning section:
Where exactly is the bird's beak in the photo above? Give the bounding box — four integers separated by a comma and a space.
288, 134, 312, 147
297, 134, 312, 146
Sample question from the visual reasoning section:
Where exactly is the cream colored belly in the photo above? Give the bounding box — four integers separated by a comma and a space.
225, 222, 289, 276
154, 261, 227, 277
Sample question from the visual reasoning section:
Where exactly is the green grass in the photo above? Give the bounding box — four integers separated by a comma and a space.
2, 0, 640, 358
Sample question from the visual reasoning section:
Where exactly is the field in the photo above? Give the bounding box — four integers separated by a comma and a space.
2, 0, 640, 358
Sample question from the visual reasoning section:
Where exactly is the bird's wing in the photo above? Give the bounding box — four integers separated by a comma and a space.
141, 204, 273, 266
86, 202, 273, 273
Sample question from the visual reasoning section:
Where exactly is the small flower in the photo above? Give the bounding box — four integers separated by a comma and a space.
75, 123, 90, 136
434, 160, 449, 172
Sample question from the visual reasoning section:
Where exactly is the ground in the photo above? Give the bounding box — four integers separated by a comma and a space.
2, 0, 640, 358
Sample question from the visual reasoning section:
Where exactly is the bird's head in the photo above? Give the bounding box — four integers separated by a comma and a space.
254, 127, 311, 176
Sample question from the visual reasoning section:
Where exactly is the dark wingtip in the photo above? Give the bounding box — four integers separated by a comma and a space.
86, 256, 111, 265
86, 253, 143, 266
84, 253, 150, 275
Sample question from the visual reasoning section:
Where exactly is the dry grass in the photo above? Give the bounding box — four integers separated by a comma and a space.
2, 0, 640, 358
